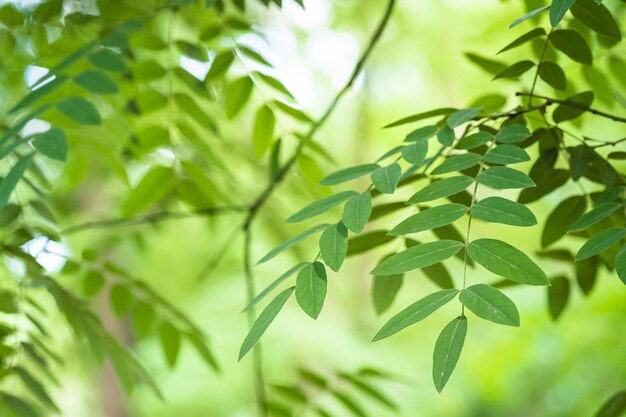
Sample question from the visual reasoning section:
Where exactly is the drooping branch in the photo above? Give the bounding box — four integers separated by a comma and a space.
516, 92, 626, 124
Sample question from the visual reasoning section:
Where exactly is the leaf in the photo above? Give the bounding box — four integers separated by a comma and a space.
0, 153, 34, 210
88, 49, 126, 72
468, 238, 548, 285
225, 76, 253, 118
372, 240, 463, 276
33, 128, 68, 161
295, 262, 327, 319
405, 125, 439, 142
402, 141, 428, 166
372, 273, 404, 315
553, 91, 594, 122
550, 29, 593, 65
422, 263, 455, 289
57, 97, 101, 125
547, 276, 570, 320
319, 222, 348, 272
616, 244, 626, 286
594, 390, 626, 417
390, 204, 468, 236
347, 230, 396, 257
320, 164, 379, 186
542, 196, 587, 247
569, 203, 621, 232
518, 170, 569, 204
409, 175, 474, 203
258, 224, 329, 264
457, 131, 493, 150
483, 145, 530, 165
73, 70, 118, 94
431, 153, 481, 175
437, 126, 455, 146
568, 145, 592, 180
477, 166, 535, 189
256, 72, 294, 99
509, 5, 550, 28
493, 60, 535, 80
110, 285, 133, 317
1, 393, 39, 417
159, 322, 181, 368
459, 284, 520, 326
371, 163, 402, 194
244, 263, 308, 311
498, 28, 546, 54
132, 302, 155, 339
471, 197, 537, 227
287, 191, 357, 223
495, 124, 532, 143
550, 0, 576, 27
571, 0, 621, 42
384, 108, 456, 128
373, 290, 459, 341
465, 53, 507, 75
575, 228, 626, 261
206, 50, 234, 79
176, 40, 208, 61
539, 61, 567, 90
239, 287, 294, 360
122, 166, 175, 216
433, 316, 467, 393
342, 191, 372, 234
447, 108, 481, 128
9, 76, 67, 114
253, 105, 275, 158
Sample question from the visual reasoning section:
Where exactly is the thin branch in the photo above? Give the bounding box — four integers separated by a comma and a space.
516, 92, 626, 124
591, 137, 626, 149
526, 28, 553, 108
61, 206, 248, 235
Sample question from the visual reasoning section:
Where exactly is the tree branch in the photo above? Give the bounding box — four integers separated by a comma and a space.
515, 92, 626, 124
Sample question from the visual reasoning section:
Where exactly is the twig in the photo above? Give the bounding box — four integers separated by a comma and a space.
516, 92, 626, 124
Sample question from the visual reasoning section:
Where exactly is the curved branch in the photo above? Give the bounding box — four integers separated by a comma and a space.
516, 92, 626, 124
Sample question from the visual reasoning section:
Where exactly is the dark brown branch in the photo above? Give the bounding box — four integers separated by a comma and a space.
515, 92, 626, 124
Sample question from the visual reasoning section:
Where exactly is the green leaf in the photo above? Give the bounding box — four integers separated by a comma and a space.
122, 166, 175, 216
57, 97, 101, 125
422, 262, 455, 289
287, 191, 357, 223
176, 40, 208, 61
244, 263, 308, 311
390, 204, 468, 236
253, 105, 275, 158
498, 28, 546, 54
372, 240, 463, 276
509, 5, 550, 28
548, 276, 570, 320
477, 166, 535, 190
159, 322, 181, 368
33, 128, 68, 161
616, 244, 626, 286
295, 262, 327, 319
258, 224, 329, 264
273, 100, 313, 123
594, 390, 626, 417
465, 52, 507, 75
433, 316, 467, 393
550, 0, 576, 27
431, 153, 481, 175
88, 49, 126, 72
542, 196, 587, 247
14, 366, 59, 411
384, 108, 456, 129
239, 287, 294, 360
110, 284, 133, 317
371, 163, 402, 194
495, 124, 531, 143
471, 197, 537, 227
458, 132, 493, 151
553, 91, 595, 123
320, 164, 379, 186
493, 60, 535, 80
342, 191, 372, 234
550, 29, 593, 65
373, 289, 459, 341
409, 175, 474, 204
569, 202, 621, 232
206, 50, 234, 79
575, 228, 626, 261
256, 72, 294, 99
405, 125, 438, 142
468, 238, 548, 285
9, 76, 67, 114
437, 126, 456, 146
132, 302, 155, 339
319, 222, 348, 272
372, 273, 404, 315
0, 153, 34, 210
402, 141, 428, 166
447, 108, 481, 128
225, 76, 253, 118
484, 144, 530, 165
1, 393, 39, 417
459, 284, 520, 326
571, 0, 621, 42
539, 61, 567, 91
73, 70, 118, 94
347, 230, 396, 257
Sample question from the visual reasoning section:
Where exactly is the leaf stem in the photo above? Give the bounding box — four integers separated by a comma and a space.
526, 28, 553, 108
